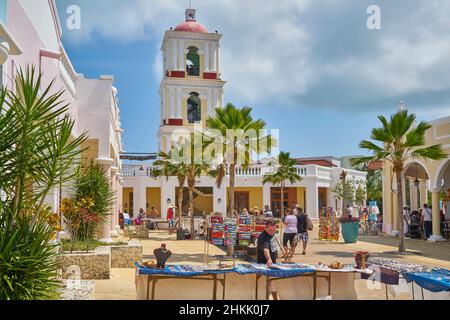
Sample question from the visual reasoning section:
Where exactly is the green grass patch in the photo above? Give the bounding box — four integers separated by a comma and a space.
61, 239, 128, 252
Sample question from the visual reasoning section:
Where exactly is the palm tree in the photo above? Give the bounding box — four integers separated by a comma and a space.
262, 152, 302, 219
352, 109, 446, 252
0, 66, 87, 299
206, 103, 273, 255
153, 150, 187, 229
153, 134, 210, 236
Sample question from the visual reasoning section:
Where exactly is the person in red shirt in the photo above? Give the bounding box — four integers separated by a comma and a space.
167, 205, 175, 235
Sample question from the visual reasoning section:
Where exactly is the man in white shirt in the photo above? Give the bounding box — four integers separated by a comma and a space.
422, 204, 432, 239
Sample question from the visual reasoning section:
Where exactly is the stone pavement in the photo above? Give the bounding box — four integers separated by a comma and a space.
94, 230, 450, 300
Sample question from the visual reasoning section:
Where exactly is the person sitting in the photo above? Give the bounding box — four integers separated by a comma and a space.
263, 205, 273, 218
150, 206, 159, 218
123, 211, 131, 226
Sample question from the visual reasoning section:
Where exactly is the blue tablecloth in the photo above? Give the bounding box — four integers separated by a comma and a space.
403, 269, 450, 293
136, 262, 315, 278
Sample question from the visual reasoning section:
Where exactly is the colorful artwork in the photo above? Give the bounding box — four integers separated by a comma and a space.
318, 207, 340, 241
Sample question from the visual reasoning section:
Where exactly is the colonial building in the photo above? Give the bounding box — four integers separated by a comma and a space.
122, 9, 367, 221
382, 115, 450, 241
2, 0, 124, 241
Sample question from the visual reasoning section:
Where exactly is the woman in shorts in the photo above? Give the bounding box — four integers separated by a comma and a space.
282, 208, 298, 259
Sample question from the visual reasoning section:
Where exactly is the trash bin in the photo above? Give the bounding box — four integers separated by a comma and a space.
176, 229, 186, 240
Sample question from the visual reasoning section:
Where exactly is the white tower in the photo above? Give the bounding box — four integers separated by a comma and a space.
157, 8, 226, 152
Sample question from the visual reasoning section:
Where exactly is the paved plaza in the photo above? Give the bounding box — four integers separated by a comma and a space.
94, 229, 450, 300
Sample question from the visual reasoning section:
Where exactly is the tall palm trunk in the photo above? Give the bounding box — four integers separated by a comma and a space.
226, 162, 236, 256
395, 170, 406, 252
280, 182, 285, 219
188, 184, 194, 237
228, 163, 236, 218
177, 178, 184, 230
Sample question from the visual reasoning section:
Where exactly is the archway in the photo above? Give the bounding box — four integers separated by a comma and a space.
434, 157, 450, 220
402, 161, 430, 211
187, 92, 201, 123
186, 46, 200, 76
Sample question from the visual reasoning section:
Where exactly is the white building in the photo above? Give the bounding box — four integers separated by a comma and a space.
122, 9, 367, 221
2, 0, 124, 241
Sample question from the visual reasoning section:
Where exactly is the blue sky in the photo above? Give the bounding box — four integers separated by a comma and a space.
56, 0, 450, 157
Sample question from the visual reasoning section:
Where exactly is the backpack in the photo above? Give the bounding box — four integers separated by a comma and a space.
306, 215, 313, 231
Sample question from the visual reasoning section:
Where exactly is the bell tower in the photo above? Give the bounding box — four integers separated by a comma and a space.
157, 8, 226, 153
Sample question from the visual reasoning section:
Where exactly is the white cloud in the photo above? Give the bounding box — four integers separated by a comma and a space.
58, 0, 450, 114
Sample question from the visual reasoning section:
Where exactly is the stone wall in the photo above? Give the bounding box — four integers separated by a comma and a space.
59, 280, 95, 300
59, 246, 110, 280
110, 240, 143, 268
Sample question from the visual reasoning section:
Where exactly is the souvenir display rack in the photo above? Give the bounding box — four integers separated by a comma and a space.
223, 218, 237, 246
318, 207, 339, 241
238, 215, 252, 247
210, 216, 224, 246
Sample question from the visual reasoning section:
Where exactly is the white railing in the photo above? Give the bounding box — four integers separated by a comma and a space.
122, 163, 309, 178
59, 47, 77, 98
122, 164, 159, 177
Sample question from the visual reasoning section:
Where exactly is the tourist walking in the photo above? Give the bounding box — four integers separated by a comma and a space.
422, 203, 432, 239
256, 218, 279, 300
167, 205, 176, 235
296, 210, 309, 255
282, 208, 298, 260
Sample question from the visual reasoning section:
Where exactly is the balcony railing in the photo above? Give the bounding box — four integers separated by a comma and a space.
122, 163, 309, 178
59, 46, 77, 99
122, 164, 159, 177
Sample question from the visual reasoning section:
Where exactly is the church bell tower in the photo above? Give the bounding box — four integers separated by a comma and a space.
157, 8, 226, 153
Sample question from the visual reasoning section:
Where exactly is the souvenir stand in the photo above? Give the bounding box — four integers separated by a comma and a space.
223, 218, 237, 246
209, 216, 224, 246
237, 215, 252, 247
318, 207, 339, 241
135, 261, 368, 300
361, 257, 450, 300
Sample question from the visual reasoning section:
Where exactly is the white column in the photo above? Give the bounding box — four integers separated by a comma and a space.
100, 166, 113, 242
409, 178, 418, 211
133, 183, 146, 219
171, 39, 177, 71
212, 89, 218, 111
419, 180, 428, 207
178, 40, 184, 71
217, 44, 221, 75
204, 42, 210, 72
429, 189, 444, 242
169, 87, 175, 118
213, 185, 227, 214
211, 42, 217, 72
161, 88, 166, 120
206, 89, 212, 116
263, 184, 271, 210
305, 181, 319, 219
161, 179, 176, 219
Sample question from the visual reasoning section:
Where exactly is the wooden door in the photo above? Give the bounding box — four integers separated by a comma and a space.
234, 192, 249, 212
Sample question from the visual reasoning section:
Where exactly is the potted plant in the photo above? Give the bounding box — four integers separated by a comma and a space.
339, 216, 360, 243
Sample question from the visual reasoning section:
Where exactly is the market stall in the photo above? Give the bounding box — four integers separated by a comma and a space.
135, 262, 368, 300
361, 257, 450, 300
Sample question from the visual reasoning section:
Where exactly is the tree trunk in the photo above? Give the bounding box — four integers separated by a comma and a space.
226, 162, 236, 257
395, 170, 406, 252
188, 185, 194, 237
280, 183, 285, 219
177, 180, 184, 230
